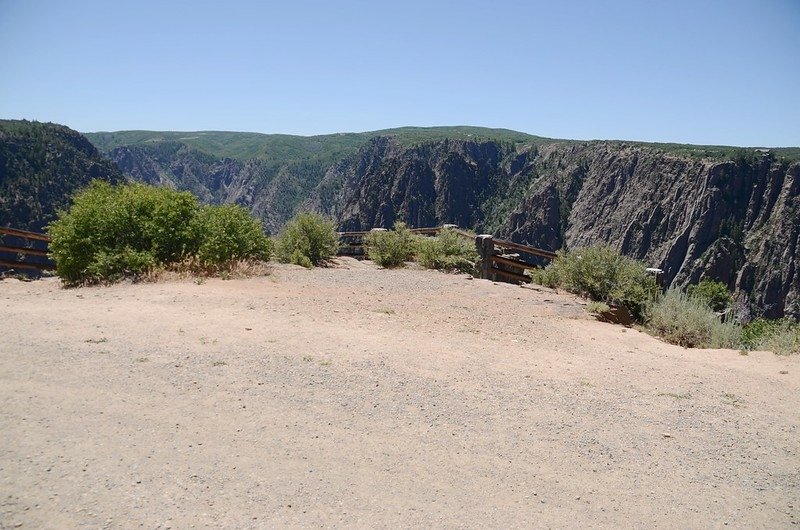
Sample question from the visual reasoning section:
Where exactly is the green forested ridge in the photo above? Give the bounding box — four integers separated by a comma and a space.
84, 126, 540, 161
86, 130, 368, 163
0, 120, 125, 231
85, 126, 800, 163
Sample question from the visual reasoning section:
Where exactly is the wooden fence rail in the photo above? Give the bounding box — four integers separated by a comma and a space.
493, 238, 558, 260
0, 227, 55, 273
337, 225, 556, 284
337, 226, 464, 258
1, 224, 557, 283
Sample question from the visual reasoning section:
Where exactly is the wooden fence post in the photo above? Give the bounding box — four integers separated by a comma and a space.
475, 234, 494, 280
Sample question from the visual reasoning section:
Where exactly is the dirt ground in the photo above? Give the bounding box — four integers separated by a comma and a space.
1, 259, 798, 528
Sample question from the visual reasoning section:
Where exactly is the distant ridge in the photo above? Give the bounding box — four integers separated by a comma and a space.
85, 126, 800, 162
84, 126, 539, 161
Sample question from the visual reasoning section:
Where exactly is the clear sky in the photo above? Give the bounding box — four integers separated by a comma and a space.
1, 0, 798, 146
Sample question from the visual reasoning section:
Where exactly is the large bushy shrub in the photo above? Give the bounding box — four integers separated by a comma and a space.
48, 181, 271, 284
647, 289, 741, 349
193, 204, 272, 270
415, 227, 477, 273
48, 182, 198, 283
687, 279, 733, 312
275, 212, 339, 267
533, 245, 658, 321
364, 223, 417, 268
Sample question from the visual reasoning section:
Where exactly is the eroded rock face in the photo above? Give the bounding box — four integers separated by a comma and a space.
306, 137, 527, 231
307, 138, 799, 318
499, 145, 799, 318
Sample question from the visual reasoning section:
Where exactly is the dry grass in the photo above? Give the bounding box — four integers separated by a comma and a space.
647, 289, 741, 349
139, 259, 272, 283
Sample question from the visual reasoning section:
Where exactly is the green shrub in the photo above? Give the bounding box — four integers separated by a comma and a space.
687, 279, 733, 312
48, 181, 271, 284
647, 289, 741, 349
759, 328, 800, 355
83, 246, 156, 282
534, 245, 659, 321
742, 318, 800, 355
275, 212, 339, 267
48, 181, 200, 284
193, 204, 272, 269
364, 222, 417, 268
530, 266, 561, 289
414, 227, 478, 273
585, 301, 611, 315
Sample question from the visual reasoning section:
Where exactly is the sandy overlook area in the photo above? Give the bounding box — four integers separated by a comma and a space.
1, 258, 798, 528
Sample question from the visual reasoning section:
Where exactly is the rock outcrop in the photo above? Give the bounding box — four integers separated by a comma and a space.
306, 138, 799, 318
306, 137, 531, 232
500, 144, 799, 318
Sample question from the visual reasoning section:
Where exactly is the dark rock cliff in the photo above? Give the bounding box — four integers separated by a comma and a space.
306, 138, 799, 318
305, 137, 530, 232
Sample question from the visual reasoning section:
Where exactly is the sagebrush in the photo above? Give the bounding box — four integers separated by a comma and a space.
647, 289, 741, 349
275, 212, 339, 267
741, 318, 800, 355
414, 227, 477, 273
531, 245, 658, 321
364, 223, 416, 268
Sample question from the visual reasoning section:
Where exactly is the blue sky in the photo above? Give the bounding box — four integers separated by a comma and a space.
1, 0, 798, 146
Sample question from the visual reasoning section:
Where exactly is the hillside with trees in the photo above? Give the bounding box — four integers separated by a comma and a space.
0, 120, 125, 231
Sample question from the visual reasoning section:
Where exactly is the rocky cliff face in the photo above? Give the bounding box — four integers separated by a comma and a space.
306, 138, 799, 318
306, 136, 531, 232
79, 128, 799, 318
499, 143, 799, 318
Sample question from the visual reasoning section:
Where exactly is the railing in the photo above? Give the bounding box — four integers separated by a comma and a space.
475, 234, 557, 283
493, 238, 557, 260
0, 227, 54, 273
338, 225, 557, 284
337, 225, 470, 258
0, 224, 557, 283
